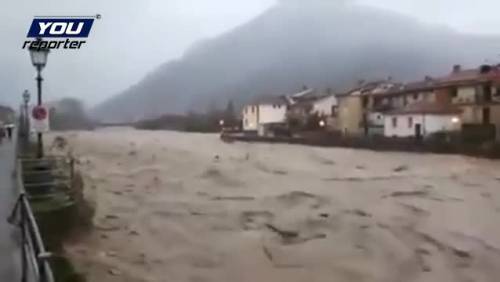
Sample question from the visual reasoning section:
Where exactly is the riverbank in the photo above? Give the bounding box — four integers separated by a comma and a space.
221, 131, 500, 159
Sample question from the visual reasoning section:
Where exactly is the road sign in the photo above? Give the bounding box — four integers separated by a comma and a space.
32, 106, 47, 120
30, 105, 50, 133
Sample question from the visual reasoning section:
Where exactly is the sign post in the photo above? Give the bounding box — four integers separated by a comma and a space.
31, 105, 50, 133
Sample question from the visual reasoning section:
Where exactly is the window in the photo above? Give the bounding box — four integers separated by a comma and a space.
483, 84, 492, 102
251, 106, 255, 113
408, 117, 413, 128
331, 106, 337, 116
451, 87, 458, 98
392, 117, 397, 128
483, 107, 491, 124
362, 96, 369, 108
413, 93, 418, 100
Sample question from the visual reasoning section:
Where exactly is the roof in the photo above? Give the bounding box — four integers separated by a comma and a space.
294, 93, 334, 103
251, 95, 288, 105
341, 65, 500, 99
383, 65, 500, 97
436, 65, 500, 86
344, 80, 403, 97
386, 102, 461, 115
290, 88, 315, 98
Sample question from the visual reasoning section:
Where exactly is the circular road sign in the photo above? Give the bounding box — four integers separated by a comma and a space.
32, 106, 48, 120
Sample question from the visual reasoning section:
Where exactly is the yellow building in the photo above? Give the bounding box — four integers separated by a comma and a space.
337, 94, 363, 136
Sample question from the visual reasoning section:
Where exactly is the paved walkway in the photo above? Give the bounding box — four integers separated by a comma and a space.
0, 137, 20, 281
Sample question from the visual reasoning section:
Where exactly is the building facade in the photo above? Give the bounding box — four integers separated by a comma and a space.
383, 103, 461, 138
242, 96, 288, 134
369, 64, 500, 140
337, 94, 363, 135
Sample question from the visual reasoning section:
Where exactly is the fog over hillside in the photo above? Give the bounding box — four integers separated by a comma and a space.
93, 0, 500, 122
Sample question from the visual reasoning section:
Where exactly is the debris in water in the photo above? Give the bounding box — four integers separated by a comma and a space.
212, 196, 255, 201
128, 230, 140, 236
265, 223, 299, 239
322, 160, 335, 165
105, 214, 120, 220
108, 268, 121, 276
393, 165, 409, 172
345, 209, 372, 217
389, 190, 428, 198
106, 251, 118, 258
453, 248, 471, 259
262, 245, 273, 262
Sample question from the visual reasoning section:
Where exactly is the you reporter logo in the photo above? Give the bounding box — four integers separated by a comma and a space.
22, 15, 100, 50
27, 18, 94, 37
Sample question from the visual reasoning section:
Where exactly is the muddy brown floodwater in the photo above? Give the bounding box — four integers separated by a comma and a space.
48, 128, 500, 282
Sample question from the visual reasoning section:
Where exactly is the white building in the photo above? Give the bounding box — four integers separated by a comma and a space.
384, 103, 462, 138
286, 88, 339, 129
242, 96, 288, 134
286, 88, 338, 116
311, 94, 338, 116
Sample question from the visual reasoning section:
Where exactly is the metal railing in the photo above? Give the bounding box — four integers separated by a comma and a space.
8, 161, 55, 282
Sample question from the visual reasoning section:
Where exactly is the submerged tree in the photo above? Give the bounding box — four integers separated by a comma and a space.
50, 98, 94, 130
223, 100, 237, 126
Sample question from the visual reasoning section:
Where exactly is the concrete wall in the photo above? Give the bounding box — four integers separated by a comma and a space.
384, 114, 461, 138
258, 104, 287, 124
242, 105, 258, 131
312, 95, 337, 116
243, 103, 287, 131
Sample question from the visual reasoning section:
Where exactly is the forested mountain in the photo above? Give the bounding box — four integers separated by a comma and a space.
93, 0, 500, 122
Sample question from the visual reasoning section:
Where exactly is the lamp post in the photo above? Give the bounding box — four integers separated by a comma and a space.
28, 38, 49, 158
22, 90, 31, 139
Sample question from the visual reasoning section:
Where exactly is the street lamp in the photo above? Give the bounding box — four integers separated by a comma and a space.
22, 90, 31, 138
29, 38, 49, 158
23, 90, 31, 105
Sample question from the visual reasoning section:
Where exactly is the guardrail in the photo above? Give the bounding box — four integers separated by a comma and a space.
8, 161, 55, 282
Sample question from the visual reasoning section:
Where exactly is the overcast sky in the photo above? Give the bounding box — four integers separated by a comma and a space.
1, 0, 499, 108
